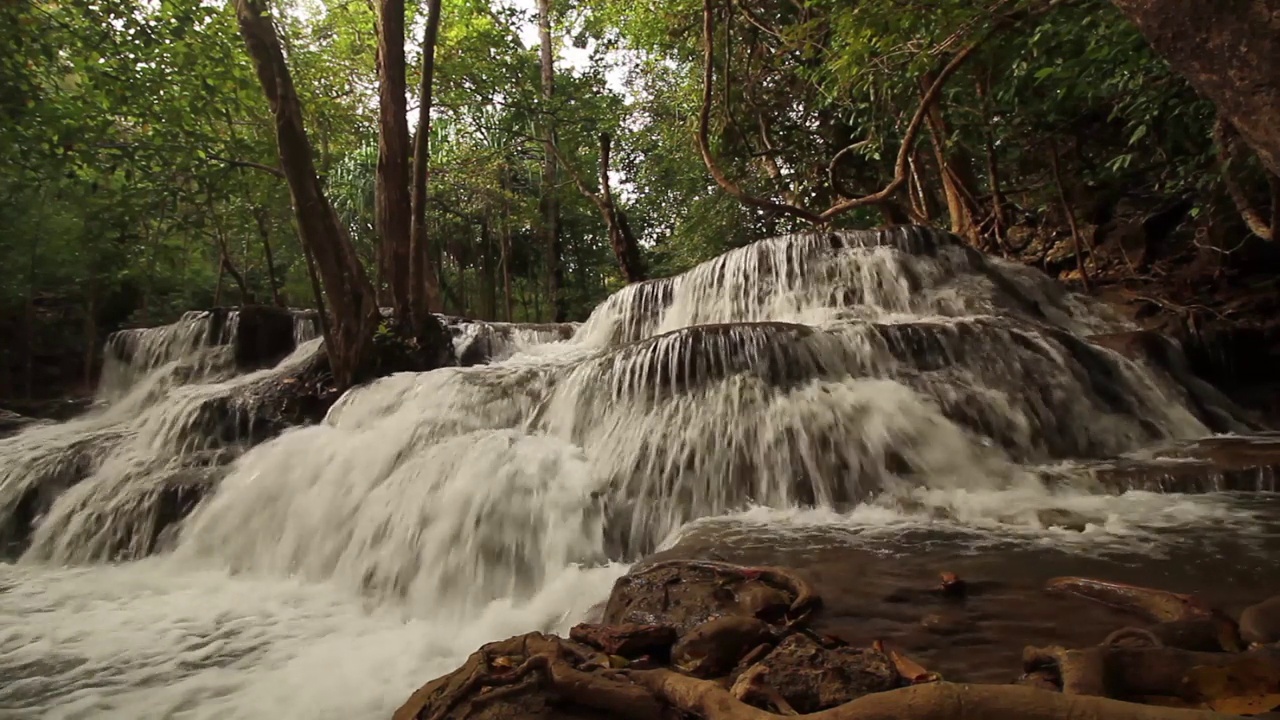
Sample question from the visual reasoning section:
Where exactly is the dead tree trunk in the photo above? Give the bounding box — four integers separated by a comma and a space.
234, 0, 380, 389
537, 0, 567, 321
374, 0, 413, 319
409, 0, 445, 329
1111, 0, 1280, 178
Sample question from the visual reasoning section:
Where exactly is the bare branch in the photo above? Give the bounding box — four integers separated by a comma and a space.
698, 0, 823, 225
817, 41, 979, 223
827, 138, 874, 200
207, 153, 284, 178
699, 0, 980, 226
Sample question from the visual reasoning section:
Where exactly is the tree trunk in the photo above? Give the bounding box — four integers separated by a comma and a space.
409, 0, 445, 328
213, 251, 226, 306
252, 206, 285, 306
598, 133, 647, 283
976, 70, 1008, 254
212, 210, 253, 305
481, 217, 497, 320
1050, 136, 1092, 291
921, 78, 982, 244
374, 0, 413, 319
537, 0, 567, 321
1110, 0, 1280, 178
500, 166, 514, 321
23, 233, 39, 398
82, 280, 96, 391
234, 0, 380, 389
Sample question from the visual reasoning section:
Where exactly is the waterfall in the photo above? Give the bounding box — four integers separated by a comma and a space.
168, 227, 1244, 587
0, 226, 1268, 719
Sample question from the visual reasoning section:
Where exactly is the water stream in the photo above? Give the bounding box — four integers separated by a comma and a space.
0, 226, 1274, 719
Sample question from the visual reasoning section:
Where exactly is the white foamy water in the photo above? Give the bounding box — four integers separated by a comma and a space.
0, 227, 1270, 719
0, 560, 624, 720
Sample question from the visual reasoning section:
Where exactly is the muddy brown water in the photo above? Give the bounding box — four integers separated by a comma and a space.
643, 494, 1280, 685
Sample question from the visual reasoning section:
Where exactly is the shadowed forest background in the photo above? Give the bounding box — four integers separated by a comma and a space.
2, 0, 1277, 404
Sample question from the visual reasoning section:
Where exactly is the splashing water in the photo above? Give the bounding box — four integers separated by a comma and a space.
0, 226, 1270, 719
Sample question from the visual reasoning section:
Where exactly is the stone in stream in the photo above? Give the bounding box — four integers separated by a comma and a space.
219, 305, 298, 371
736, 634, 901, 713
603, 560, 812, 634
568, 622, 677, 659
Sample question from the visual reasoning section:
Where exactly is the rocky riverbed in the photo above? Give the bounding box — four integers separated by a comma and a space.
395, 536, 1280, 720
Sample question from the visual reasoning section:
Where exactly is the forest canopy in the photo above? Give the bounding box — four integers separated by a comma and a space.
1, 0, 1276, 395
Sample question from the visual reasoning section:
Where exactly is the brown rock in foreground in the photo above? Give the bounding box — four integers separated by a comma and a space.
393, 559, 1258, 720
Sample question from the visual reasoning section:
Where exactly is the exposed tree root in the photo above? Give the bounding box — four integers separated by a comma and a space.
394, 633, 662, 720
1045, 577, 1244, 651
397, 569, 1276, 720
1045, 577, 1214, 623
629, 668, 1236, 720
1024, 644, 1280, 699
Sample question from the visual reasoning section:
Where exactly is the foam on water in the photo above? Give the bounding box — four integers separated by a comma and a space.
0, 226, 1270, 718
666, 487, 1265, 556
0, 559, 625, 720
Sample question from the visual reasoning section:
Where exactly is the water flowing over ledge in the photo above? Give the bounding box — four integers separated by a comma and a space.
0, 226, 1274, 719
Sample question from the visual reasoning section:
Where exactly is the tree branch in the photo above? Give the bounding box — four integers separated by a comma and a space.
817, 41, 979, 223
698, 0, 823, 225
698, 0, 980, 226
207, 153, 284, 179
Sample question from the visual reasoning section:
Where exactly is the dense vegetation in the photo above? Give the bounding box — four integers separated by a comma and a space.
1, 0, 1276, 395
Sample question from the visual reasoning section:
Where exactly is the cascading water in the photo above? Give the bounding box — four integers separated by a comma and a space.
0, 226, 1272, 719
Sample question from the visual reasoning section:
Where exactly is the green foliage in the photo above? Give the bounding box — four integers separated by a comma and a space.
0, 0, 1258, 397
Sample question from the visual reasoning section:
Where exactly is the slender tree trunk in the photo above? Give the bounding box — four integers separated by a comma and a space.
213, 252, 226, 306
139, 205, 168, 324
598, 133, 647, 283
500, 166, 514, 321
1110, 0, 1280, 178
481, 218, 496, 320
301, 242, 332, 354
212, 209, 253, 304
1049, 136, 1091, 291
921, 79, 981, 243
537, 0, 567, 321
374, 0, 412, 319
409, 0, 445, 328
252, 206, 285, 306
23, 234, 39, 398
83, 279, 96, 391
234, 0, 381, 389
976, 70, 1008, 254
